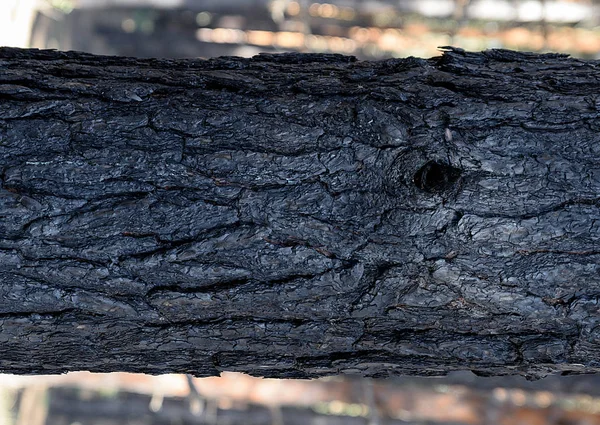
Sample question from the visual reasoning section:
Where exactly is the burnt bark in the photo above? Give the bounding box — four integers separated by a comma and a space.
0, 47, 599, 379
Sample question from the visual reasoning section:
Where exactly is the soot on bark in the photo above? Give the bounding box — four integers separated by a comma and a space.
413, 161, 462, 193
4, 47, 600, 379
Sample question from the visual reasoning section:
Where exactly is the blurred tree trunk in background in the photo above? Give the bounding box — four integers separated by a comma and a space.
0, 47, 599, 379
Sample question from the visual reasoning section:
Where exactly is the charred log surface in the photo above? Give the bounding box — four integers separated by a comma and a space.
0, 47, 599, 378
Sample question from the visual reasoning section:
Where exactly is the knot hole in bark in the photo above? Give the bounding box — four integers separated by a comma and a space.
413, 161, 461, 193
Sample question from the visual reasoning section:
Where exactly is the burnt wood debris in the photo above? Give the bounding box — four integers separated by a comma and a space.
0, 46, 599, 379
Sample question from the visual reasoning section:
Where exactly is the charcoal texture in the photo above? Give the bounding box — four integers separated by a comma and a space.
0, 47, 599, 378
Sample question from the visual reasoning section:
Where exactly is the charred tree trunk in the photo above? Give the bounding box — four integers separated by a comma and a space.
0, 47, 599, 379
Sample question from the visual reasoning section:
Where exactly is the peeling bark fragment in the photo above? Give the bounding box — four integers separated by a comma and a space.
0, 47, 599, 379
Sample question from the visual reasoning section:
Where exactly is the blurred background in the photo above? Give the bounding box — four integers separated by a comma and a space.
6, 372, 600, 424
2, 0, 600, 424
1, 0, 600, 58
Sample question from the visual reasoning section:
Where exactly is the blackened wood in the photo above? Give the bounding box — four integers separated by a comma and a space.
0, 47, 599, 379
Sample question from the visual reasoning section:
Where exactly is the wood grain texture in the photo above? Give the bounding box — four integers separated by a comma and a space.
0, 47, 599, 378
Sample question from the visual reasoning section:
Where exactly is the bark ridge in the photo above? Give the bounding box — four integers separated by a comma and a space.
0, 47, 599, 378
